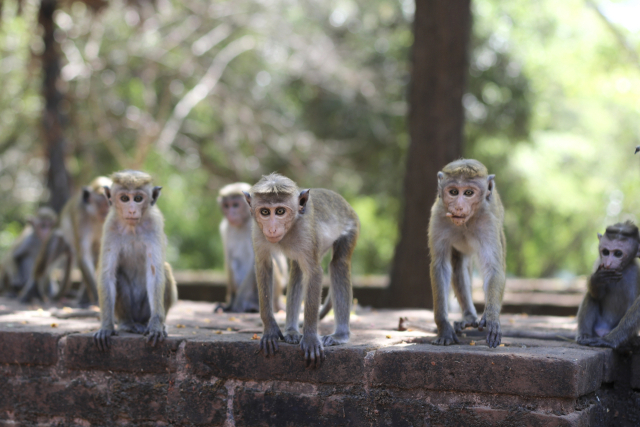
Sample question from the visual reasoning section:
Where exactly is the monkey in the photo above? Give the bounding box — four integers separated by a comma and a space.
428, 159, 506, 348
576, 221, 640, 349
0, 207, 57, 296
19, 177, 112, 304
244, 173, 359, 367
93, 170, 178, 351
217, 182, 287, 313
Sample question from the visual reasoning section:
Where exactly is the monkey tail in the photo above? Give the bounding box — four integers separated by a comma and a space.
319, 289, 332, 320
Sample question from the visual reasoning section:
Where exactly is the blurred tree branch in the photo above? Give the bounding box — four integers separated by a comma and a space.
586, 0, 640, 69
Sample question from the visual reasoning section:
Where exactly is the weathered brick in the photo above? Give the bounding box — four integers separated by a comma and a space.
63, 333, 181, 373
372, 343, 605, 398
185, 335, 366, 385
0, 330, 61, 366
168, 378, 228, 426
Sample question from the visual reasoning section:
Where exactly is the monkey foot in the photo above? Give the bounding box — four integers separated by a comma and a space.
432, 322, 459, 346
580, 337, 616, 348
119, 322, 147, 334
144, 325, 167, 347
283, 331, 302, 344
300, 335, 325, 368
258, 329, 284, 357
321, 332, 350, 346
478, 317, 502, 348
94, 328, 117, 352
453, 317, 479, 333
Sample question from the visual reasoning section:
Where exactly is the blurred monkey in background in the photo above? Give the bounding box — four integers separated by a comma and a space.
0, 207, 57, 296
19, 177, 112, 304
218, 182, 286, 313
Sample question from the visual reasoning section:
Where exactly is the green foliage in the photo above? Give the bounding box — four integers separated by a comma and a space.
2, 0, 640, 280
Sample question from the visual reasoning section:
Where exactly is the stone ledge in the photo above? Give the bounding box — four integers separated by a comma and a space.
0, 298, 633, 426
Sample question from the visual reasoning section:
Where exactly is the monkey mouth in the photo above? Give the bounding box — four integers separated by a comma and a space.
446, 213, 468, 225
124, 217, 140, 222
265, 234, 284, 243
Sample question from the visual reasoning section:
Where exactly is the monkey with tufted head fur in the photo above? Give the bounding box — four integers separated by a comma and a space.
0, 207, 57, 296
245, 173, 359, 367
428, 159, 506, 348
19, 177, 112, 304
93, 170, 178, 351
577, 221, 640, 348
217, 183, 287, 313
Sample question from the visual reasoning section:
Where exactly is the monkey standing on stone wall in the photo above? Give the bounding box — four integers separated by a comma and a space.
244, 173, 359, 367
576, 221, 640, 349
94, 170, 178, 351
218, 183, 287, 313
0, 207, 57, 296
428, 159, 506, 348
19, 177, 112, 304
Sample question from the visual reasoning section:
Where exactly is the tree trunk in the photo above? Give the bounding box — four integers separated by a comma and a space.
384, 0, 471, 308
40, 0, 70, 213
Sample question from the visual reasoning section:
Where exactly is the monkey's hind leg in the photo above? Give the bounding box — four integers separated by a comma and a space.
451, 251, 478, 333
114, 274, 147, 335
283, 260, 304, 344
322, 231, 356, 347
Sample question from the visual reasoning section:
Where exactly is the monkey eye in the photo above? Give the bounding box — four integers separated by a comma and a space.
464, 190, 474, 196
275, 207, 286, 216
260, 208, 270, 216
232, 203, 239, 208
120, 195, 130, 202
134, 195, 143, 203
449, 189, 459, 196
614, 250, 623, 258
602, 249, 610, 256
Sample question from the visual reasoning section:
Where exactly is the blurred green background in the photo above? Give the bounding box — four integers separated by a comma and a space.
0, 0, 639, 279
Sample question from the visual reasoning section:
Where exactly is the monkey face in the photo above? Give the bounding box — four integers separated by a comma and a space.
221, 196, 250, 227
598, 236, 637, 271
441, 181, 484, 226
113, 190, 150, 225
253, 202, 296, 243
35, 219, 55, 241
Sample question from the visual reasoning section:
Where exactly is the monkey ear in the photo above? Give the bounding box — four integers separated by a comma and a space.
597, 233, 603, 240
151, 186, 162, 206
243, 191, 251, 207
104, 186, 112, 206
82, 187, 91, 204
486, 175, 495, 200
26, 216, 36, 227
437, 172, 444, 183
299, 189, 310, 214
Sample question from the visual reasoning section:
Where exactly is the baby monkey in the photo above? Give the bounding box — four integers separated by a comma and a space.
94, 170, 178, 351
576, 221, 640, 348
245, 173, 359, 367
428, 159, 506, 348
0, 207, 57, 296
218, 183, 287, 313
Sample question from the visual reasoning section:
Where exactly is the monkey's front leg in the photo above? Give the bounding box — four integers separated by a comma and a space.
256, 258, 283, 356
478, 269, 505, 348
283, 260, 304, 344
94, 254, 118, 351
144, 254, 168, 347
300, 266, 325, 368
431, 257, 458, 346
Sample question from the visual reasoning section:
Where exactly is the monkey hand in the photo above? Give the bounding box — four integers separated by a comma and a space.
144, 320, 167, 347
478, 314, 502, 348
454, 314, 479, 333
258, 326, 284, 357
94, 328, 117, 352
575, 334, 595, 345
593, 268, 623, 283
431, 323, 459, 346
300, 334, 325, 368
